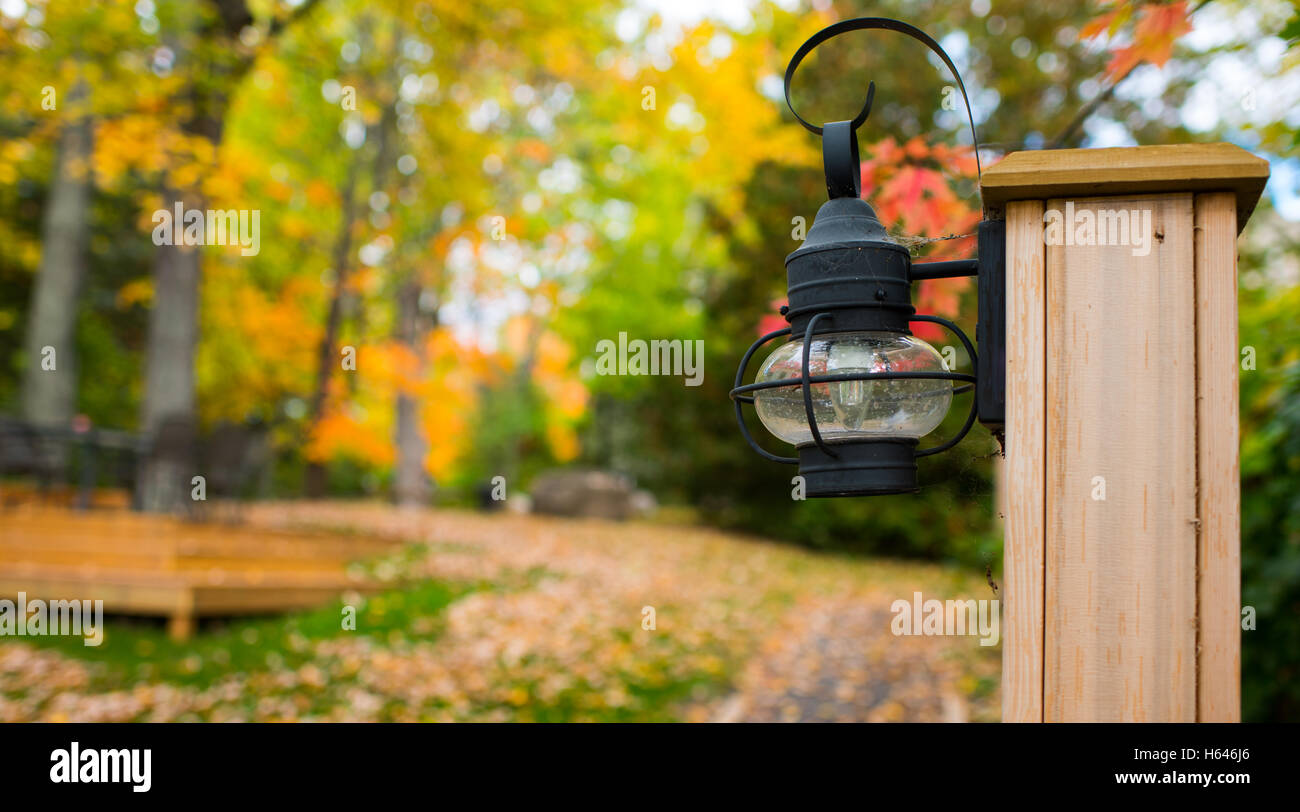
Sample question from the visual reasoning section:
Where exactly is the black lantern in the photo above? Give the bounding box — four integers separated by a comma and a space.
730, 18, 1006, 497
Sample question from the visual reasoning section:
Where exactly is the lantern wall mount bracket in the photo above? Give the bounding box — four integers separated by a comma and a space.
729, 17, 1007, 496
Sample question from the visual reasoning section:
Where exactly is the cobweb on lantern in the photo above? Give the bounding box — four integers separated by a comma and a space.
888, 230, 977, 251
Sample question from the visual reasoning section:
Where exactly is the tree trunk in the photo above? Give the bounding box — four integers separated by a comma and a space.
305, 24, 396, 497
136, 0, 323, 512
392, 280, 431, 506
304, 159, 360, 498
137, 237, 201, 512
21, 91, 93, 431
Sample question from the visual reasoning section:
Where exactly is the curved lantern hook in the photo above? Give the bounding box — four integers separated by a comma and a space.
783, 16, 986, 199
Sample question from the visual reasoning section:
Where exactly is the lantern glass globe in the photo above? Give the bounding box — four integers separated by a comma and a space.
753, 330, 952, 446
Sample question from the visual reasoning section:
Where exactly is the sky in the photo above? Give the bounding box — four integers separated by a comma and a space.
636, 0, 774, 28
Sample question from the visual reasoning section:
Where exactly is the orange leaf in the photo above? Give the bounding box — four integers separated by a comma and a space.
1103, 1, 1192, 80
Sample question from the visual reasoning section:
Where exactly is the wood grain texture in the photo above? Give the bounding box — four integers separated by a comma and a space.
982, 144, 1268, 233
1002, 199, 1046, 723
0, 507, 394, 640
1044, 194, 1199, 722
1194, 192, 1242, 722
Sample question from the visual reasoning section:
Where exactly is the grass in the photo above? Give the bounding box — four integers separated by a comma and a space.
10, 564, 733, 721
30, 578, 479, 691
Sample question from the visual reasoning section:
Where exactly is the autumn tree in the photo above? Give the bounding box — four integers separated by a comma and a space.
1, 2, 148, 430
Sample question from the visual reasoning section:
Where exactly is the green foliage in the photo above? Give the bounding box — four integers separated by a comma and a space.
454, 376, 557, 496
1241, 358, 1300, 721
1238, 233, 1300, 721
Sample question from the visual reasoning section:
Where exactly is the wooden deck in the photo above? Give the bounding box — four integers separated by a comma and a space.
0, 506, 397, 639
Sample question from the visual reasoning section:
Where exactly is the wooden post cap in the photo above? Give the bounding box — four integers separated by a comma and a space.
980, 142, 1270, 232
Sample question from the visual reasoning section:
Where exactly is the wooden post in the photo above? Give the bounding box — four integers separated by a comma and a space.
981, 143, 1268, 722
168, 589, 196, 641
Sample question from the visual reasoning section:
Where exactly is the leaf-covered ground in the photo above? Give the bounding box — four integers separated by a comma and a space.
0, 503, 1000, 722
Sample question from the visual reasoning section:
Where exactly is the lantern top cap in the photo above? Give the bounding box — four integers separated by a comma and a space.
980, 142, 1269, 232
786, 197, 904, 265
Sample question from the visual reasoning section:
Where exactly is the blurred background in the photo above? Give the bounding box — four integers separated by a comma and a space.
0, 0, 1297, 721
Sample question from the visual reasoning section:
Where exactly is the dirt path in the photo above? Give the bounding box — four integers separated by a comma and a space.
710, 598, 971, 722
248, 503, 998, 722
